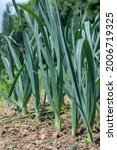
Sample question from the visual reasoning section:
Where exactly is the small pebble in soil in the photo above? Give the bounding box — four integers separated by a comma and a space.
1, 130, 6, 136
71, 143, 78, 150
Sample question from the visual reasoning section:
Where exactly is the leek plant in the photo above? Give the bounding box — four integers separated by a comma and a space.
0, 34, 32, 115
23, 32, 41, 122
69, 14, 100, 136
23, 2, 64, 131
8, 0, 41, 123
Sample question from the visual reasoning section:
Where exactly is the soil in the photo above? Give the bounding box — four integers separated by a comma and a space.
0, 106, 100, 150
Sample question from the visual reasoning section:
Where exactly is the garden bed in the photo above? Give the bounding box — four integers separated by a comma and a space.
0, 108, 100, 150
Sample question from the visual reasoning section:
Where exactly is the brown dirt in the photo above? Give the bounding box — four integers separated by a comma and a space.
0, 108, 100, 150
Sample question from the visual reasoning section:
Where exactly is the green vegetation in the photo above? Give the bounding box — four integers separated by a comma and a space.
0, 0, 100, 143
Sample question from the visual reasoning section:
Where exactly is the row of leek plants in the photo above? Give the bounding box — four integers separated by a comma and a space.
19, 1, 99, 141
0, 0, 100, 143
18, 0, 100, 142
